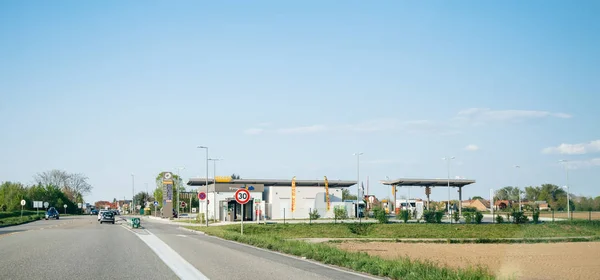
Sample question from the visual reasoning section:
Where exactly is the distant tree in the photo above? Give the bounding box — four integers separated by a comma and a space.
231, 174, 241, 179
472, 196, 484, 200
342, 189, 357, 201
134, 191, 153, 207
0, 182, 27, 211
33, 170, 92, 202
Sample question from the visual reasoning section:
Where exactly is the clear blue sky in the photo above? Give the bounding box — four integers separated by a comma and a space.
1, 1, 599, 203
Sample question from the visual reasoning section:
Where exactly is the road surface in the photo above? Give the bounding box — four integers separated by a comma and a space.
0, 215, 380, 280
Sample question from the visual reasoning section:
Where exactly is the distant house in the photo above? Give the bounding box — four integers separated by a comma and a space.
534, 201, 550, 211
494, 200, 512, 210
462, 199, 490, 211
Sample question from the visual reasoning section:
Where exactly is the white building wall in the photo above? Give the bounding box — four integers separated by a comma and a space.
266, 186, 345, 219
206, 191, 262, 221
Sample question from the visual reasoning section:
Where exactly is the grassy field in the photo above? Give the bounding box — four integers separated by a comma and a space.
205, 220, 600, 239
186, 225, 494, 280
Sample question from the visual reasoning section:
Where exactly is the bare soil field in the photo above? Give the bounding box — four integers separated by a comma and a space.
337, 241, 600, 280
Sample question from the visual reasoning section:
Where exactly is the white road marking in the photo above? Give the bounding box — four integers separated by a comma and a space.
176, 234, 187, 238
121, 226, 208, 280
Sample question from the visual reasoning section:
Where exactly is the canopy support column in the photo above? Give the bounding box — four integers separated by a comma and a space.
458, 186, 463, 216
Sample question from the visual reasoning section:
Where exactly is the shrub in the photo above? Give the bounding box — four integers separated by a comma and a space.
434, 211, 444, 223
400, 209, 411, 223
334, 206, 348, 221
462, 207, 478, 213
452, 211, 460, 223
532, 209, 540, 224
423, 210, 436, 223
347, 223, 372, 235
372, 207, 389, 224
463, 212, 473, 224
309, 209, 320, 220
511, 211, 529, 224
496, 214, 504, 223
197, 213, 205, 224
474, 212, 484, 224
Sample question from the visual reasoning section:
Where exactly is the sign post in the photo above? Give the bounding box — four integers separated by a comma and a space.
20, 199, 26, 219
198, 192, 206, 223
235, 188, 251, 235
63, 204, 67, 214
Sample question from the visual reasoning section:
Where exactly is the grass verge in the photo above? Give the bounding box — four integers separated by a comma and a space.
216, 220, 600, 239
0, 215, 43, 228
186, 225, 494, 280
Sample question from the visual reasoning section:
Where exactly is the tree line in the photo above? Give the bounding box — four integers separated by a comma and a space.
0, 169, 93, 213
494, 184, 600, 211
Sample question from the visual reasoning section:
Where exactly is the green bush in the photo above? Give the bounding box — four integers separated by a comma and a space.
511, 211, 529, 224
373, 207, 389, 224
474, 212, 484, 224
400, 209, 411, 223
463, 212, 473, 224
423, 210, 435, 223
462, 207, 478, 213
434, 211, 444, 223
334, 206, 348, 221
347, 223, 372, 235
309, 209, 320, 220
452, 211, 460, 223
496, 215, 504, 223
532, 209, 540, 224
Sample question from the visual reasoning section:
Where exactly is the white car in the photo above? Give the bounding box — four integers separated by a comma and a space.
97, 210, 109, 221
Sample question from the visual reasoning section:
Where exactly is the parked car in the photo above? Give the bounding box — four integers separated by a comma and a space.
90, 209, 98, 215
99, 211, 115, 224
45, 207, 59, 220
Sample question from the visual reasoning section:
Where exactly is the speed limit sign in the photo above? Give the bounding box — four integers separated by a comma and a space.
235, 189, 251, 204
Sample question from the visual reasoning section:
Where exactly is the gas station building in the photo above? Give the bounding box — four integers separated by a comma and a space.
187, 178, 357, 221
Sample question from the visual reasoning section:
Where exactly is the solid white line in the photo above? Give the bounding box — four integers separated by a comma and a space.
121, 226, 209, 280
177, 227, 382, 280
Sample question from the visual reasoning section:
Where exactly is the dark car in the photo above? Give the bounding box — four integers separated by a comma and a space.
45, 207, 59, 220
99, 211, 115, 224
90, 209, 98, 215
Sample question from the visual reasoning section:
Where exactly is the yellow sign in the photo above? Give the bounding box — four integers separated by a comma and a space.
215, 176, 232, 183
392, 186, 395, 196
324, 176, 330, 211
291, 176, 296, 213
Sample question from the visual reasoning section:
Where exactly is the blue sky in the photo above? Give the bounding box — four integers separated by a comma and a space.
1, 1, 599, 203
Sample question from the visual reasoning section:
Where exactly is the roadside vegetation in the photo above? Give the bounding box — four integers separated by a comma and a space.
195, 220, 600, 239
186, 225, 494, 280
0, 210, 44, 227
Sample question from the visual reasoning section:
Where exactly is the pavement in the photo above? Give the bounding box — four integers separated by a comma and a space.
0, 215, 382, 280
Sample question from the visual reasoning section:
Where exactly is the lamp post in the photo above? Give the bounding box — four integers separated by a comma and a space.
353, 152, 363, 218
559, 160, 570, 219
175, 167, 185, 217
515, 165, 521, 211
208, 158, 222, 221
442, 157, 455, 219
131, 173, 134, 215
197, 146, 209, 226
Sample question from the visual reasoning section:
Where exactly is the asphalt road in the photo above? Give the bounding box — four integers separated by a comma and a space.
0, 215, 380, 280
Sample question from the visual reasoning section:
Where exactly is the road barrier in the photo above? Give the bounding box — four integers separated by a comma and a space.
127, 217, 141, 228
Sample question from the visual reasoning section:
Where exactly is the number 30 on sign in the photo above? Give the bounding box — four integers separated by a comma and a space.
235, 189, 251, 204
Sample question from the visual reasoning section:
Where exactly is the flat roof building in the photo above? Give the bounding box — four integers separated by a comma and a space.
187, 178, 357, 221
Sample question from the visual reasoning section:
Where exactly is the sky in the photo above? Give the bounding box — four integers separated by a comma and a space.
1, 1, 599, 204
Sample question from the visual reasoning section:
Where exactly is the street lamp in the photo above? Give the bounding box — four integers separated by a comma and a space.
559, 159, 570, 219
208, 158, 222, 222
442, 157, 455, 218
175, 167, 185, 217
197, 146, 209, 226
515, 165, 521, 211
131, 173, 134, 215
353, 152, 363, 218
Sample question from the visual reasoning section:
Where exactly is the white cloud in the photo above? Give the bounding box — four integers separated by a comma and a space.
542, 140, 600, 155
456, 108, 571, 124
464, 144, 480, 151
277, 125, 328, 134
243, 128, 264, 135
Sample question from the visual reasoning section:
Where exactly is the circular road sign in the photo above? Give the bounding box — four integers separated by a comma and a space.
235, 189, 251, 204
20, 199, 26, 206
198, 192, 207, 201
63, 204, 67, 208
43, 202, 49, 208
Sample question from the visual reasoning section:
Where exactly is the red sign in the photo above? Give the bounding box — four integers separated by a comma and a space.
198, 192, 207, 201
235, 189, 251, 204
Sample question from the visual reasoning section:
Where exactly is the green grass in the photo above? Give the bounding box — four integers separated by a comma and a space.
211, 221, 600, 239
186, 225, 493, 280
0, 214, 43, 227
